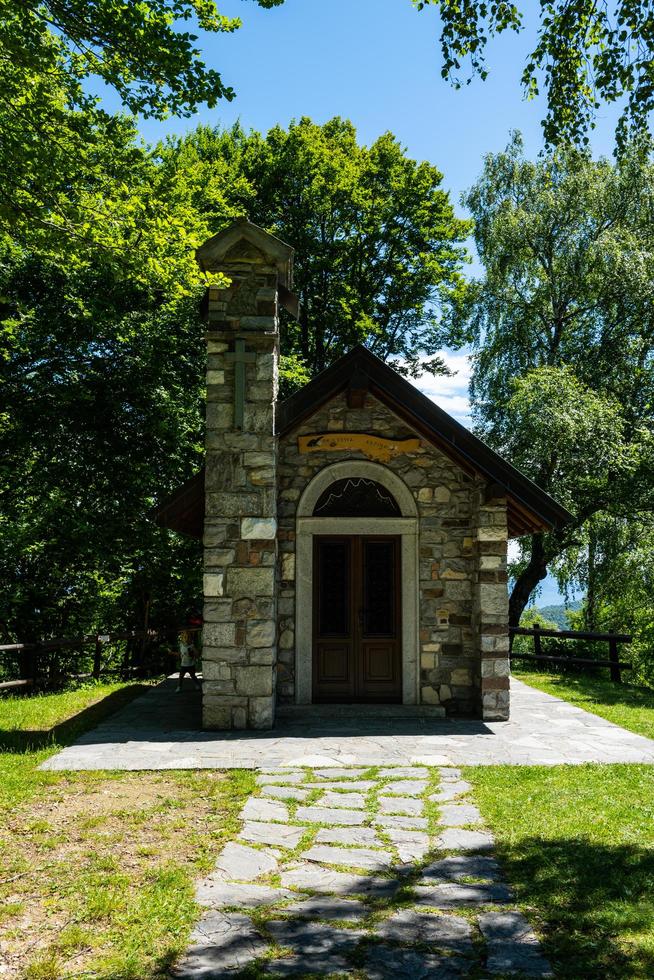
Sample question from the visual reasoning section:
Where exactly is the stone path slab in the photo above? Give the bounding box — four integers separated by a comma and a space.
170, 911, 267, 978
41, 677, 654, 770
377, 908, 474, 951
213, 841, 278, 880
438, 802, 484, 826
239, 821, 307, 849
378, 795, 424, 815
374, 813, 428, 831
365, 945, 468, 980
385, 828, 430, 862
421, 854, 503, 882
261, 784, 310, 801
195, 880, 294, 908
315, 826, 382, 846
295, 805, 366, 825
281, 896, 368, 921
414, 881, 514, 908
437, 827, 496, 851
172, 764, 554, 978
383, 779, 429, 794
480, 911, 554, 976
304, 844, 394, 870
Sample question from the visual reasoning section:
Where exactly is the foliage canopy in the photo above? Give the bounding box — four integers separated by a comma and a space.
161, 118, 470, 378
458, 135, 654, 629
414, 0, 654, 149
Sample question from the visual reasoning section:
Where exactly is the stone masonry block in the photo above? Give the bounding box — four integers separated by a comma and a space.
241, 517, 277, 539
202, 647, 247, 665
477, 527, 508, 542
478, 583, 509, 616
206, 402, 233, 430
204, 622, 237, 647
281, 553, 295, 581
249, 696, 274, 729
235, 666, 273, 697
421, 686, 440, 704
246, 620, 276, 647
226, 567, 275, 598
203, 702, 232, 729
203, 599, 232, 622
481, 634, 510, 653
202, 661, 233, 681
206, 492, 261, 517
203, 572, 224, 597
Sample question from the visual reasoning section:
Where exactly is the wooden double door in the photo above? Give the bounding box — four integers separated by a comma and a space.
312, 535, 402, 703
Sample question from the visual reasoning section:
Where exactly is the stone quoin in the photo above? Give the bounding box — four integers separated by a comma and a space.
153, 219, 572, 730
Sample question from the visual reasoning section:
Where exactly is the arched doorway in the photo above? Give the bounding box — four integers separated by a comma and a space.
294, 461, 419, 705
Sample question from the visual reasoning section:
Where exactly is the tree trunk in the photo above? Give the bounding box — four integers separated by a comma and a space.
586, 523, 597, 630
508, 533, 549, 631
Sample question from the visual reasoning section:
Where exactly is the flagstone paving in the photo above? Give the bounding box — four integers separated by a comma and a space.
171, 765, 553, 979
41, 677, 654, 770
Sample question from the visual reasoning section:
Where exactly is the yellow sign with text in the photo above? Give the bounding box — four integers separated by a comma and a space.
298, 433, 420, 463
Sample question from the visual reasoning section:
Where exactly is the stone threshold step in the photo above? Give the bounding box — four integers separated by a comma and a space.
276, 704, 447, 720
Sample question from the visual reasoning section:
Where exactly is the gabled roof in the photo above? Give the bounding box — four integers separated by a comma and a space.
279, 345, 573, 536
152, 345, 573, 539
195, 218, 294, 289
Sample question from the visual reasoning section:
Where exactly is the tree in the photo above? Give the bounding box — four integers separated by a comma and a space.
0, 114, 468, 643
0, 0, 281, 244
0, 247, 207, 643
413, 0, 654, 149
457, 135, 654, 627
162, 117, 470, 378
565, 513, 654, 686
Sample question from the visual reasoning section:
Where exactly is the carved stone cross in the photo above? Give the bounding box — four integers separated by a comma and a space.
225, 338, 256, 429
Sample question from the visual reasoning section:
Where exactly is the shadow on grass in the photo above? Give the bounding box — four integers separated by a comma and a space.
517, 669, 654, 710
494, 835, 654, 979
0, 684, 150, 752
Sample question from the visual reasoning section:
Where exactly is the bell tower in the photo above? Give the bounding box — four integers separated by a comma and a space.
196, 219, 294, 730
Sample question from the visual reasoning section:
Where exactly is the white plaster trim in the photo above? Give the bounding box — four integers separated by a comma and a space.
295, 462, 419, 705
298, 517, 415, 535
297, 459, 418, 518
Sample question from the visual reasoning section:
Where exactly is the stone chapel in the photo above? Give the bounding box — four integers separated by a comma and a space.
154, 219, 571, 730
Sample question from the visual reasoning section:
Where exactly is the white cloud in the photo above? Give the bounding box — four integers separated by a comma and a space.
407, 349, 473, 427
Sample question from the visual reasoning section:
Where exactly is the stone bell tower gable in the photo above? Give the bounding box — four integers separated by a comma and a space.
198, 219, 294, 731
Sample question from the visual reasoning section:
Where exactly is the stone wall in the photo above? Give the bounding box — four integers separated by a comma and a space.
201, 232, 286, 730
276, 391, 510, 717
473, 489, 510, 721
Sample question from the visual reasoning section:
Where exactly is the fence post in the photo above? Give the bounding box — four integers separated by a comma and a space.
608, 632, 621, 684
93, 636, 102, 679
533, 623, 542, 663
19, 644, 36, 685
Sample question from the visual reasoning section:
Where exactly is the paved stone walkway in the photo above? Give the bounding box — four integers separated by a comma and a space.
171, 765, 552, 978
41, 677, 654, 770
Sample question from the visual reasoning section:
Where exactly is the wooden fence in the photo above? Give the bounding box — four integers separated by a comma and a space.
509, 624, 632, 683
0, 625, 201, 693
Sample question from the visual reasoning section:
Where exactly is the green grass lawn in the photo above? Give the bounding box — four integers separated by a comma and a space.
468, 671, 654, 978
468, 763, 654, 979
514, 667, 654, 740
0, 683, 252, 979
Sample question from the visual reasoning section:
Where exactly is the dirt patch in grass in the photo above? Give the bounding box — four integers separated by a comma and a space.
0, 768, 252, 980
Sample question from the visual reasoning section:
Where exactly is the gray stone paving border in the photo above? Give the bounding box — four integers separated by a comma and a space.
170, 763, 554, 979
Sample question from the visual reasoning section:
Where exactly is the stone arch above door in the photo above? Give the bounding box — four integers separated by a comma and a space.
297, 459, 418, 519
295, 460, 419, 705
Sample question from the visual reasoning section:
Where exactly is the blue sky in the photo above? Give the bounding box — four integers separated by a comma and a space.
128, 0, 617, 605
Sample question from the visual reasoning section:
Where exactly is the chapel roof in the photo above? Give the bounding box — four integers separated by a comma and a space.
151, 344, 573, 539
